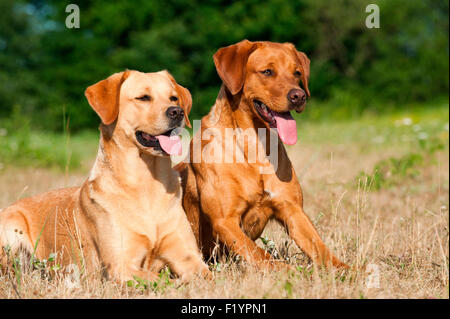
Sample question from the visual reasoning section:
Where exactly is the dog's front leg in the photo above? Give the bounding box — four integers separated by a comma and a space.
158, 227, 212, 282
275, 206, 349, 269
212, 217, 290, 270
94, 233, 161, 283
106, 260, 161, 283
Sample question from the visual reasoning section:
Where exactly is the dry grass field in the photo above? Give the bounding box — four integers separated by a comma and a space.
0, 105, 448, 299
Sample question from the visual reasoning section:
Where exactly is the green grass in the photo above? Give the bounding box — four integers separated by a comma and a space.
0, 129, 98, 171
0, 101, 448, 172
0, 122, 98, 171
356, 139, 445, 191
296, 99, 449, 149
295, 100, 449, 192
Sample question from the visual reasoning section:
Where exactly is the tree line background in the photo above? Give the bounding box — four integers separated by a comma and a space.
0, 0, 448, 132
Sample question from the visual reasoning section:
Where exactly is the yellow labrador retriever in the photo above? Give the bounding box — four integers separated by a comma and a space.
0, 70, 210, 282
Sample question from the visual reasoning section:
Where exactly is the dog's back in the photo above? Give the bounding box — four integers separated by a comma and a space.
0, 187, 97, 270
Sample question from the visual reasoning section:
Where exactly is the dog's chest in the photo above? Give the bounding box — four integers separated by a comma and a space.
90, 180, 182, 236
122, 190, 181, 221
242, 175, 278, 208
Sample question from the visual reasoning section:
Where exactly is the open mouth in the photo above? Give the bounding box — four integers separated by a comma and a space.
135, 129, 182, 155
253, 100, 298, 145
253, 100, 277, 128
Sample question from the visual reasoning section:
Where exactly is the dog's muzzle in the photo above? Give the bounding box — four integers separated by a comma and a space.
287, 88, 307, 113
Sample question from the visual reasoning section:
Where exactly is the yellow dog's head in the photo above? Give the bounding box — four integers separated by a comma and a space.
85, 70, 192, 157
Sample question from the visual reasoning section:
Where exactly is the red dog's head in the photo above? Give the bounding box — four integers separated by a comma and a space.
214, 40, 310, 145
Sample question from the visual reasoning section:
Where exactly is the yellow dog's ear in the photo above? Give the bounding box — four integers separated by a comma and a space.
285, 43, 311, 97
85, 70, 131, 125
162, 70, 193, 128
213, 39, 258, 95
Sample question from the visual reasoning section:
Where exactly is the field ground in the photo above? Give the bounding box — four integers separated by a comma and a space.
0, 103, 448, 298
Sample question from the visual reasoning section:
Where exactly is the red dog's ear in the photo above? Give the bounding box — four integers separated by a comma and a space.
213, 39, 258, 95
285, 42, 311, 97
296, 51, 311, 97
85, 70, 131, 125
163, 70, 193, 128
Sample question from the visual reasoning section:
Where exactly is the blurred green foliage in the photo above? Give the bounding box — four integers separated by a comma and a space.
0, 0, 448, 131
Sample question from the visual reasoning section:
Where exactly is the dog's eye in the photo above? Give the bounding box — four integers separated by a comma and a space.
169, 96, 178, 102
294, 71, 302, 77
136, 95, 151, 101
261, 69, 273, 76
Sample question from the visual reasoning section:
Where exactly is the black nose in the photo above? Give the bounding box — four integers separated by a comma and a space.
287, 88, 306, 106
166, 106, 184, 121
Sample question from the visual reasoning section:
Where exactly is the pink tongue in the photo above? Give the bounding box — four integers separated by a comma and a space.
273, 111, 298, 145
155, 135, 182, 155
